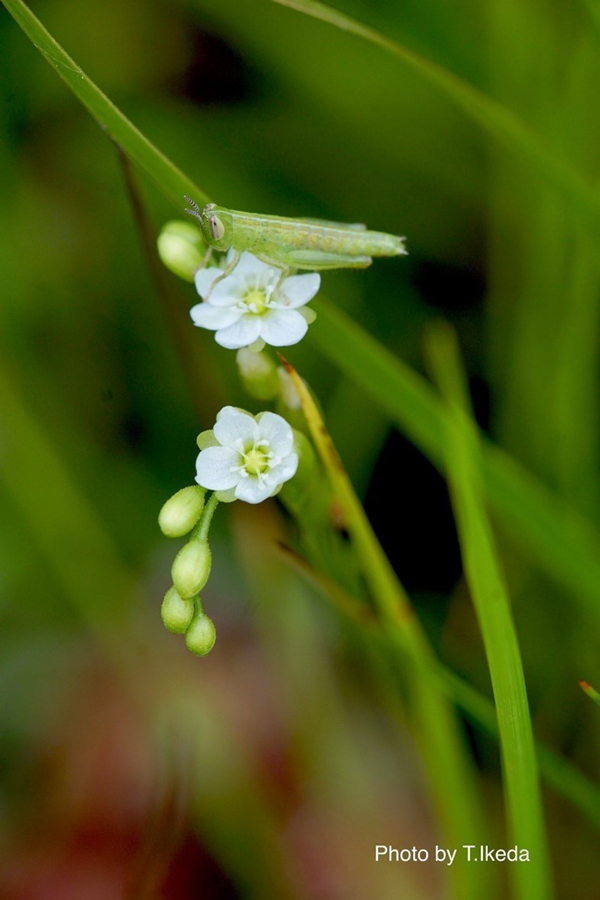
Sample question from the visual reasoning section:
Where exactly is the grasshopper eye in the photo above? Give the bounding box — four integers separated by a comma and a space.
208, 215, 225, 241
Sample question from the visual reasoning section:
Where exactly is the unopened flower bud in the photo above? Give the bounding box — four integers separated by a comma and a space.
171, 540, 212, 598
275, 368, 310, 430
159, 485, 205, 537
161, 586, 195, 634
280, 430, 316, 504
292, 430, 316, 484
236, 348, 279, 400
277, 366, 302, 410
185, 608, 217, 656
157, 221, 207, 282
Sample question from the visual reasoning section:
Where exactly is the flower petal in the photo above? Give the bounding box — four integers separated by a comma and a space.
194, 266, 223, 298
213, 411, 259, 449
196, 447, 240, 490
264, 452, 298, 487
190, 302, 241, 330
233, 251, 279, 284
275, 273, 321, 308
256, 411, 294, 457
215, 315, 263, 349
217, 405, 251, 420
258, 309, 308, 347
234, 476, 274, 504
209, 275, 247, 306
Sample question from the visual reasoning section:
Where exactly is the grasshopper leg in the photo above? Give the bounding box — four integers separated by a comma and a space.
282, 249, 372, 271
204, 251, 241, 300
200, 245, 214, 269
273, 267, 290, 292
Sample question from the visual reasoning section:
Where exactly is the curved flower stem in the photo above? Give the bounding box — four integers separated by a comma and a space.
194, 595, 205, 616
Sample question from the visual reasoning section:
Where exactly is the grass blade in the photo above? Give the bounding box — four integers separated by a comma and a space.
280, 357, 490, 900
281, 544, 600, 833
2, 0, 209, 209
426, 322, 553, 900
4, 0, 600, 234
270, 0, 600, 233
309, 300, 600, 624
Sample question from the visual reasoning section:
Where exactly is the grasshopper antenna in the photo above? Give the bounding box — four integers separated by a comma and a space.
184, 195, 203, 223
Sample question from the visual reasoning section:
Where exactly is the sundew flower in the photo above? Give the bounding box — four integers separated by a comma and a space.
196, 406, 299, 504
191, 251, 320, 350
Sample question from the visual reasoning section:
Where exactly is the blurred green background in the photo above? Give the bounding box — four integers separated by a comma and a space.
1, 0, 599, 897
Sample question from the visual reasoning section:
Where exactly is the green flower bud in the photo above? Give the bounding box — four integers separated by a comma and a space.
236, 348, 280, 400
157, 221, 207, 282
161, 586, 195, 634
159, 486, 205, 538
279, 429, 317, 504
277, 366, 302, 410
292, 430, 316, 485
274, 367, 310, 431
185, 608, 217, 656
171, 540, 212, 598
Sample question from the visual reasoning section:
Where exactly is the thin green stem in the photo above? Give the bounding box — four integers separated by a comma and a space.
195, 493, 220, 543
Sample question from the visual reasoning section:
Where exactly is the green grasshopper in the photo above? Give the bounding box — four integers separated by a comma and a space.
184, 196, 407, 291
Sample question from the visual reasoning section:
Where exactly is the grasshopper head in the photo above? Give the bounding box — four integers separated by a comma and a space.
184, 198, 233, 251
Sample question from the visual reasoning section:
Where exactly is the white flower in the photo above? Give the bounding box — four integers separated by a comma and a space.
195, 406, 298, 504
191, 251, 320, 350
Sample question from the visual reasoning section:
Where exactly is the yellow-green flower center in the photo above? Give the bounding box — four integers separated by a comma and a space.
245, 289, 269, 315
243, 446, 269, 476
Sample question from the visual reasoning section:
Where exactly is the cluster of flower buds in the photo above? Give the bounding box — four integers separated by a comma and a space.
158, 486, 217, 655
